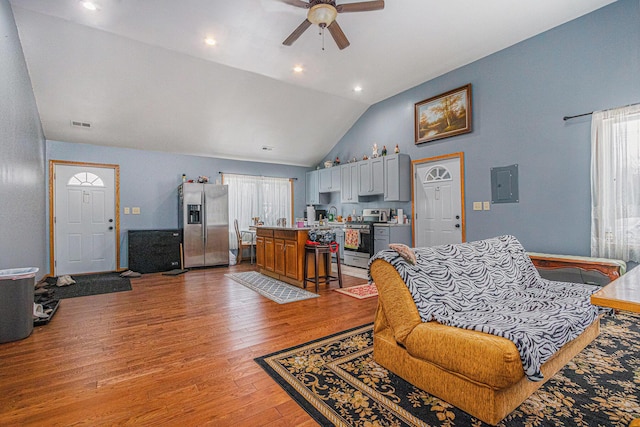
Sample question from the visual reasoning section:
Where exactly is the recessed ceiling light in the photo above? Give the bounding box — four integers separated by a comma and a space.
204, 37, 216, 46
293, 65, 304, 73
81, 1, 97, 11
353, 86, 363, 92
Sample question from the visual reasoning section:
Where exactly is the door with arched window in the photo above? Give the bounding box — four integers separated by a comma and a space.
412, 153, 465, 247
52, 162, 118, 275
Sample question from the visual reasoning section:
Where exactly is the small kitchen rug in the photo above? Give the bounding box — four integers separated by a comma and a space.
333, 282, 378, 299
226, 272, 319, 304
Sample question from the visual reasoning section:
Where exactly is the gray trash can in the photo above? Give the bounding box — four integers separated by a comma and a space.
0, 267, 38, 344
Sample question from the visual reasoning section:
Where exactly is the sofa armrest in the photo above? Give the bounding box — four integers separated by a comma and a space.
370, 258, 422, 346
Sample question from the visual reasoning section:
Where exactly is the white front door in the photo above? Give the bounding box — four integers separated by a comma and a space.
54, 164, 117, 275
413, 154, 465, 247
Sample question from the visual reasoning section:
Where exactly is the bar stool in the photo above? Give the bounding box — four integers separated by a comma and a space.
304, 244, 343, 293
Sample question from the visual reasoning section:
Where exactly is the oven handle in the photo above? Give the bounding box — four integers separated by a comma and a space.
360, 229, 371, 234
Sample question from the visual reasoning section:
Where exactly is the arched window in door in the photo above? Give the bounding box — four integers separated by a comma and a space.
423, 165, 452, 183
67, 172, 104, 187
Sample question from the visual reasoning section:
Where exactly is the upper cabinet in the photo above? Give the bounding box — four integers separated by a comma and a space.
319, 167, 340, 193
358, 157, 384, 196
306, 170, 329, 205
384, 154, 411, 202
340, 163, 359, 204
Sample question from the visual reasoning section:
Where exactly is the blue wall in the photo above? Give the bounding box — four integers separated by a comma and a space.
323, 0, 640, 255
47, 140, 308, 269
0, 0, 46, 278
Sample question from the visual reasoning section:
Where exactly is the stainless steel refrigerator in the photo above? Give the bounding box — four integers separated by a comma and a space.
178, 183, 229, 267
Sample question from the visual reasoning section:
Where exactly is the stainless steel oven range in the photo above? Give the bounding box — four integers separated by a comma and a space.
342, 222, 373, 269
342, 209, 390, 269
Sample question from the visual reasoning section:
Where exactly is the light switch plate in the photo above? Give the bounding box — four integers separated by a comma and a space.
483, 201, 491, 211
132, 207, 141, 215
124, 207, 130, 215
473, 202, 482, 211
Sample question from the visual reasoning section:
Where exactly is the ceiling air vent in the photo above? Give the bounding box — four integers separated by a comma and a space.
261, 145, 274, 151
70, 120, 92, 129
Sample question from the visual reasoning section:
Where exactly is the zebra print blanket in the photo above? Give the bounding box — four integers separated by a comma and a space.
369, 235, 607, 381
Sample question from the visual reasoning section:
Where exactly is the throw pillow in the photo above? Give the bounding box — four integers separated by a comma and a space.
389, 243, 416, 265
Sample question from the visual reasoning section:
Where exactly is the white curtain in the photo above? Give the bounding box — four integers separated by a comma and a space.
224, 174, 292, 249
591, 104, 640, 262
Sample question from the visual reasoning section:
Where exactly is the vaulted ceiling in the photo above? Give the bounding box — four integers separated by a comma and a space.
10, 0, 615, 166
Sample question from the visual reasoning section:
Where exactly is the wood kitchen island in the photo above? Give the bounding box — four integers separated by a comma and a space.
255, 226, 329, 288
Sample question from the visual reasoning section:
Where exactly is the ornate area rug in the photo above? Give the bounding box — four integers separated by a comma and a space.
333, 283, 378, 299
255, 313, 640, 426
226, 272, 319, 304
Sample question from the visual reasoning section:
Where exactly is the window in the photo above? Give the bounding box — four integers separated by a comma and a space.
591, 104, 640, 262
423, 165, 452, 182
67, 172, 104, 187
223, 174, 292, 249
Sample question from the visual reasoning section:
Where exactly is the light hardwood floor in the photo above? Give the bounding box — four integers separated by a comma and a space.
0, 263, 377, 426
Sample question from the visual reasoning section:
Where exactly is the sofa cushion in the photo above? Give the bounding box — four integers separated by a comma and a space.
405, 321, 525, 389
389, 243, 416, 265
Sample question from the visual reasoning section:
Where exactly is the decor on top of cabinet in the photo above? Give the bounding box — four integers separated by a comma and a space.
197, 175, 209, 183
381, 145, 387, 156
415, 83, 472, 144
324, 160, 333, 168
372, 143, 379, 158
394, 144, 400, 154
334, 156, 341, 166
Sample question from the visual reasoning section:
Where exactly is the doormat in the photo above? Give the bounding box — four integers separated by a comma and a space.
255, 313, 640, 426
333, 282, 378, 299
44, 272, 132, 299
226, 272, 319, 304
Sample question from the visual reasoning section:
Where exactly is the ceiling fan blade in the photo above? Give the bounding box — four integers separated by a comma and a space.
327, 21, 350, 50
283, 19, 312, 46
336, 0, 384, 13
280, 0, 310, 8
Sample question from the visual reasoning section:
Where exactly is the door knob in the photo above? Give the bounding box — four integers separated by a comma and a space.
455, 215, 460, 220
109, 226, 114, 230
455, 224, 460, 228
109, 219, 114, 223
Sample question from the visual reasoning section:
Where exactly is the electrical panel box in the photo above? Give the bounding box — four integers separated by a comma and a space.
491, 164, 519, 204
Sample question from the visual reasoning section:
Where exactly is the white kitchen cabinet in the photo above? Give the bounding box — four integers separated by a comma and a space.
358, 157, 384, 196
373, 225, 412, 254
340, 163, 359, 203
319, 167, 340, 192
306, 170, 330, 205
383, 154, 411, 202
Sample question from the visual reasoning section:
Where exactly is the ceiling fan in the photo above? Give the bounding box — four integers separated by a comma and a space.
282, 0, 385, 50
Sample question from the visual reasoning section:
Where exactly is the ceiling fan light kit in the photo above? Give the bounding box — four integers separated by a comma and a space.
282, 0, 385, 50
307, 4, 338, 26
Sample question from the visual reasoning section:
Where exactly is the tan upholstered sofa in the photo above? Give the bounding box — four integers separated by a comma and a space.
369, 238, 608, 425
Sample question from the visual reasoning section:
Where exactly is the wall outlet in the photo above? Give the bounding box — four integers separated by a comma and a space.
483, 201, 491, 211
473, 201, 482, 211
132, 207, 141, 215
124, 207, 130, 215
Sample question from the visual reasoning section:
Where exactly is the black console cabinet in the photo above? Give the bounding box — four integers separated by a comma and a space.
128, 229, 182, 273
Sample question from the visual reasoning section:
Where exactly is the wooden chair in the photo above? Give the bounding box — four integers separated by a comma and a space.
234, 219, 255, 264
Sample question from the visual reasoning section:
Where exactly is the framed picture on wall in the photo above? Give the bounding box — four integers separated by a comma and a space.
415, 84, 472, 144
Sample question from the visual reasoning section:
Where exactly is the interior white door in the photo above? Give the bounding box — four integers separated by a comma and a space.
54, 164, 116, 275
414, 156, 464, 247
